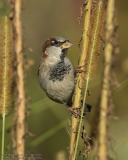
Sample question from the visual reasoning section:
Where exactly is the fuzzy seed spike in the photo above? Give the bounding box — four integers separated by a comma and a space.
0, 16, 13, 115
85, 0, 104, 79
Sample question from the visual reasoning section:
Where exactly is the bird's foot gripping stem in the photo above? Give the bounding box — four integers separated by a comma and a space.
68, 107, 82, 118
75, 66, 86, 74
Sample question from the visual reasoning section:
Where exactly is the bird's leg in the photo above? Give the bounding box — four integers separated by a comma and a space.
75, 66, 86, 74
68, 107, 82, 118
63, 102, 81, 118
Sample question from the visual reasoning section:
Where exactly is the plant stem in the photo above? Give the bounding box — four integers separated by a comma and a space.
0, 17, 13, 160
11, 0, 25, 155
97, 0, 115, 159
70, 1, 104, 159
74, 78, 89, 160
1, 113, 5, 160
69, 1, 93, 159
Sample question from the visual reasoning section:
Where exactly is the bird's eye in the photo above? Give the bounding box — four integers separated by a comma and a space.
51, 40, 60, 46
54, 41, 59, 45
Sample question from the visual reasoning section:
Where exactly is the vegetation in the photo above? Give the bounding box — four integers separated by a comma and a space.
0, 0, 127, 160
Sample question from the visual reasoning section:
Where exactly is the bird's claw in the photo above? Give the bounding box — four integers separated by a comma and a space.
68, 107, 81, 118
75, 66, 86, 74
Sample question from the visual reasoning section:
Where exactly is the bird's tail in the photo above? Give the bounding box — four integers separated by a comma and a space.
67, 97, 92, 113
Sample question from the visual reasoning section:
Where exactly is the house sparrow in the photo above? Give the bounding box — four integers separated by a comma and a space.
38, 36, 91, 113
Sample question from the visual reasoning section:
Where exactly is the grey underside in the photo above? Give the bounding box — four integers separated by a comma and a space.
38, 57, 75, 104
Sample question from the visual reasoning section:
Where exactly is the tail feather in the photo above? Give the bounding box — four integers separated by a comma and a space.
67, 97, 92, 113
84, 103, 92, 112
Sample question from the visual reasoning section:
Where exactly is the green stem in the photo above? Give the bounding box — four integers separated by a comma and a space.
1, 113, 5, 160
73, 78, 89, 160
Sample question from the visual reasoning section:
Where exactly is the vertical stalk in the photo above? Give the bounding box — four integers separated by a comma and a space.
70, 1, 104, 159
69, 1, 93, 159
97, 0, 115, 159
1, 114, 5, 160
0, 16, 13, 159
73, 78, 89, 160
12, 0, 25, 155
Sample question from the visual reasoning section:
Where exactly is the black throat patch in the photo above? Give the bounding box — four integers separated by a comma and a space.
49, 59, 72, 82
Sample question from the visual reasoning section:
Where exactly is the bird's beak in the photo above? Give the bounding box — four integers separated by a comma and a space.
61, 41, 73, 49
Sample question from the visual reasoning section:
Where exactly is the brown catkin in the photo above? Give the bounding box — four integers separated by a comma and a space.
85, 0, 104, 79
0, 16, 13, 115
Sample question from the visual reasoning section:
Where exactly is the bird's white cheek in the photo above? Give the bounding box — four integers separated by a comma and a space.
50, 56, 60, 64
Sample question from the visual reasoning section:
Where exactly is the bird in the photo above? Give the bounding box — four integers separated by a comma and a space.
38, 36, 92, 114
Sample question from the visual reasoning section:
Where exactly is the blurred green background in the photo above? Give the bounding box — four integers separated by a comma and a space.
0, 0, 128, 159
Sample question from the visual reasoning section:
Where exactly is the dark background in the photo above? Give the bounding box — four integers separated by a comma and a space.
0, 0, 128, 160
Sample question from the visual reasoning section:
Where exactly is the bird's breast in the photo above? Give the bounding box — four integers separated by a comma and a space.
49, 61, 72, 82
38, 59, 75, 103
